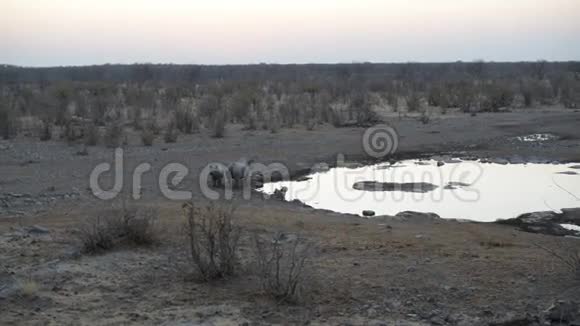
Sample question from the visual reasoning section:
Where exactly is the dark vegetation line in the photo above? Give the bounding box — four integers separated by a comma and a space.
0, 61, 579, 145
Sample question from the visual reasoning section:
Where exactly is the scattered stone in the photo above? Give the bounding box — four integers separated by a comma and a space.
362, 210, 375, 217
569, 165, 580, 170
26, 225, 50, 235
437, 161, 445, 167
491, 158, 509, 165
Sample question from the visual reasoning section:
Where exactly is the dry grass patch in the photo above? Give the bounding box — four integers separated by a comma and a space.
77, 207, 160, 254
535, 239, 580, 282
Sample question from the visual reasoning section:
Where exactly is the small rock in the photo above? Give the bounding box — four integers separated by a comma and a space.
491, 158, 509, 165
272, 232, 297, 243
437, 161, 445, 167
26, 225, 50, 235
362, 210, 375, 217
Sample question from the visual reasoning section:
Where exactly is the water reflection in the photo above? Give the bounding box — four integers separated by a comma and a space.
261, 160, 580, 222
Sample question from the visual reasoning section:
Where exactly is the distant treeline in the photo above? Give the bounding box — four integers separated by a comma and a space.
1, 61, 580, 142
1, 61, 580, 84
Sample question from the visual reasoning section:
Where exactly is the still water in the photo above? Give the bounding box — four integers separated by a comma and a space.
261, 160, 580, 222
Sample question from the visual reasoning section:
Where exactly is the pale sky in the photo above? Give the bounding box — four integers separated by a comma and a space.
1, 0, 579, 66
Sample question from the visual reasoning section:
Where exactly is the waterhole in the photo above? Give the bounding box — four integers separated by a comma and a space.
261, 160, 580, 222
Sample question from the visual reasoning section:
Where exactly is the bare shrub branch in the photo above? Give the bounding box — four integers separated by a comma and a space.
253, 232, 312, 303
182, 202, 241, 281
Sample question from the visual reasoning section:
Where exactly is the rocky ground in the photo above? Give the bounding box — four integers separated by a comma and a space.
2, 108, 580, 325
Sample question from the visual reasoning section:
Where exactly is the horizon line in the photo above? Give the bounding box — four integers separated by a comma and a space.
3, 59, 580, 69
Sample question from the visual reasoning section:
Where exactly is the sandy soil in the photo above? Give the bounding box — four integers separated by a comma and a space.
1, 108, 580, 325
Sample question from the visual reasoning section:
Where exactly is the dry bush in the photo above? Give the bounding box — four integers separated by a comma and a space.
141, 129, 155, 146
405, 92, 422, 112
536, 240, 580, 282
418, 109, 430, 124
84, 123, 99, 146
183, 202, 241, 281
253, 233, 312, 303
305, 118, 316, 131
562, 86, 580, 109
39, 120, 52, 141
329, 108, 346, 127
145, 119, 162, 136
105, 123, 124, 148
211, 110, 227, 138
356, 105, 380, 126
0, 107, 17, 140
428, 84, 451, 108
62, 121, 84, 143
268, 111, 281, 134
483, 83, 515, 111
175, 109, 200, 134
386, 93, 399, 111
244, 108, 259, 130
14, 277, 40, 298
164, 120, 178, 143
78, 208, 159, 254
